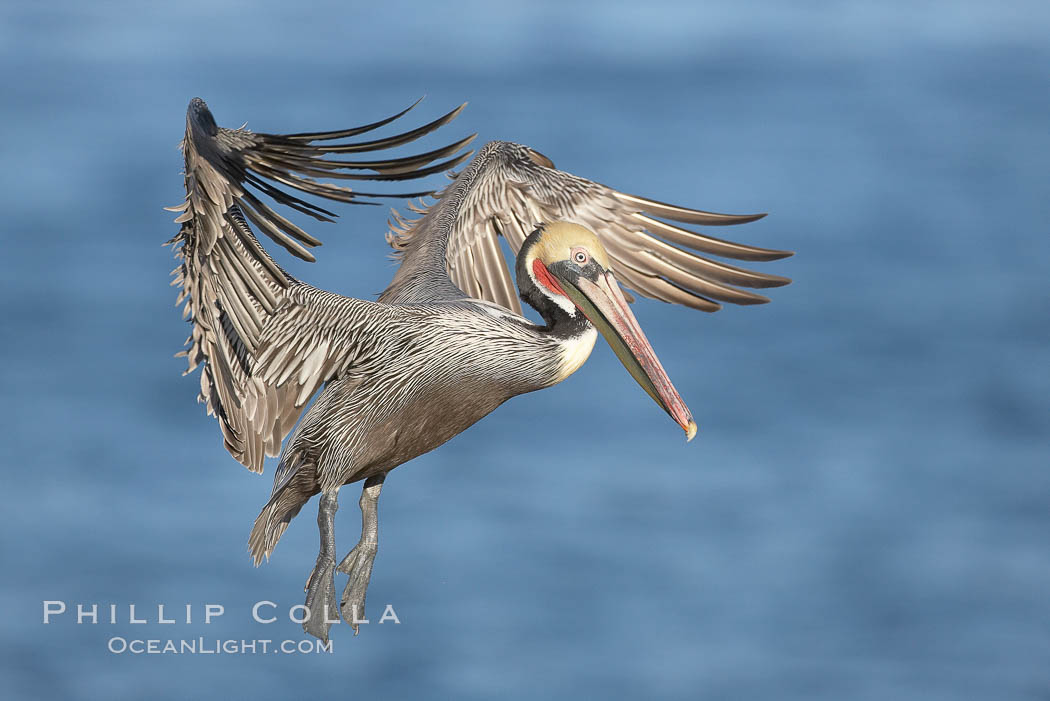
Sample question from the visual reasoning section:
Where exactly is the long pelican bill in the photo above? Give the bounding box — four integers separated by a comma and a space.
551, 268, 698, 441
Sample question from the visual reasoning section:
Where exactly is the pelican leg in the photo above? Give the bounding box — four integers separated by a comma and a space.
303, 489, 340, 642
338, 473, 386, 634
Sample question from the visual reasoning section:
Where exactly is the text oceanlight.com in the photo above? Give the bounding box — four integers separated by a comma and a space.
107, 637, 333, 655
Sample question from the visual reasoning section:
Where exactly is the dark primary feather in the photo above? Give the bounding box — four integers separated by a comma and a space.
181, 97, 475, 261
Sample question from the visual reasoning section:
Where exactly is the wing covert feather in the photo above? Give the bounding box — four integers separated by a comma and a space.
381, 141, 791, 313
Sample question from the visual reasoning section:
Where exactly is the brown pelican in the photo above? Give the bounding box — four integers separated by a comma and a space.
167, 97, 791, 641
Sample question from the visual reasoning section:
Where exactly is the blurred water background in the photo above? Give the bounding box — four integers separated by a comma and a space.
1, 1, 1047, 699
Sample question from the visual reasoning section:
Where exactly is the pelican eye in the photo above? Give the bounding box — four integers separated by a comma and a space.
571, 248, 589, 265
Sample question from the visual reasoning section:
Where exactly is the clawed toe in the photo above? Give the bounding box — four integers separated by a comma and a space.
340, 542, 377, 633
303, 559, 339, 642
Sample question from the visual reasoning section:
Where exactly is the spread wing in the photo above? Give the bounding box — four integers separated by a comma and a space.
380, 141, 791, 314
167, 97, 473, 472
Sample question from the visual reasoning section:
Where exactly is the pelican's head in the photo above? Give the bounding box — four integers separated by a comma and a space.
517, 221, 697, 441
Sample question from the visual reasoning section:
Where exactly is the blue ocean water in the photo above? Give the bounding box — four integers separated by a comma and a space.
1, 1, 1047, 698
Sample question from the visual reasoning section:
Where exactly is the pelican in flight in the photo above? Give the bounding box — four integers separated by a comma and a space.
167, 97, 791, 641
